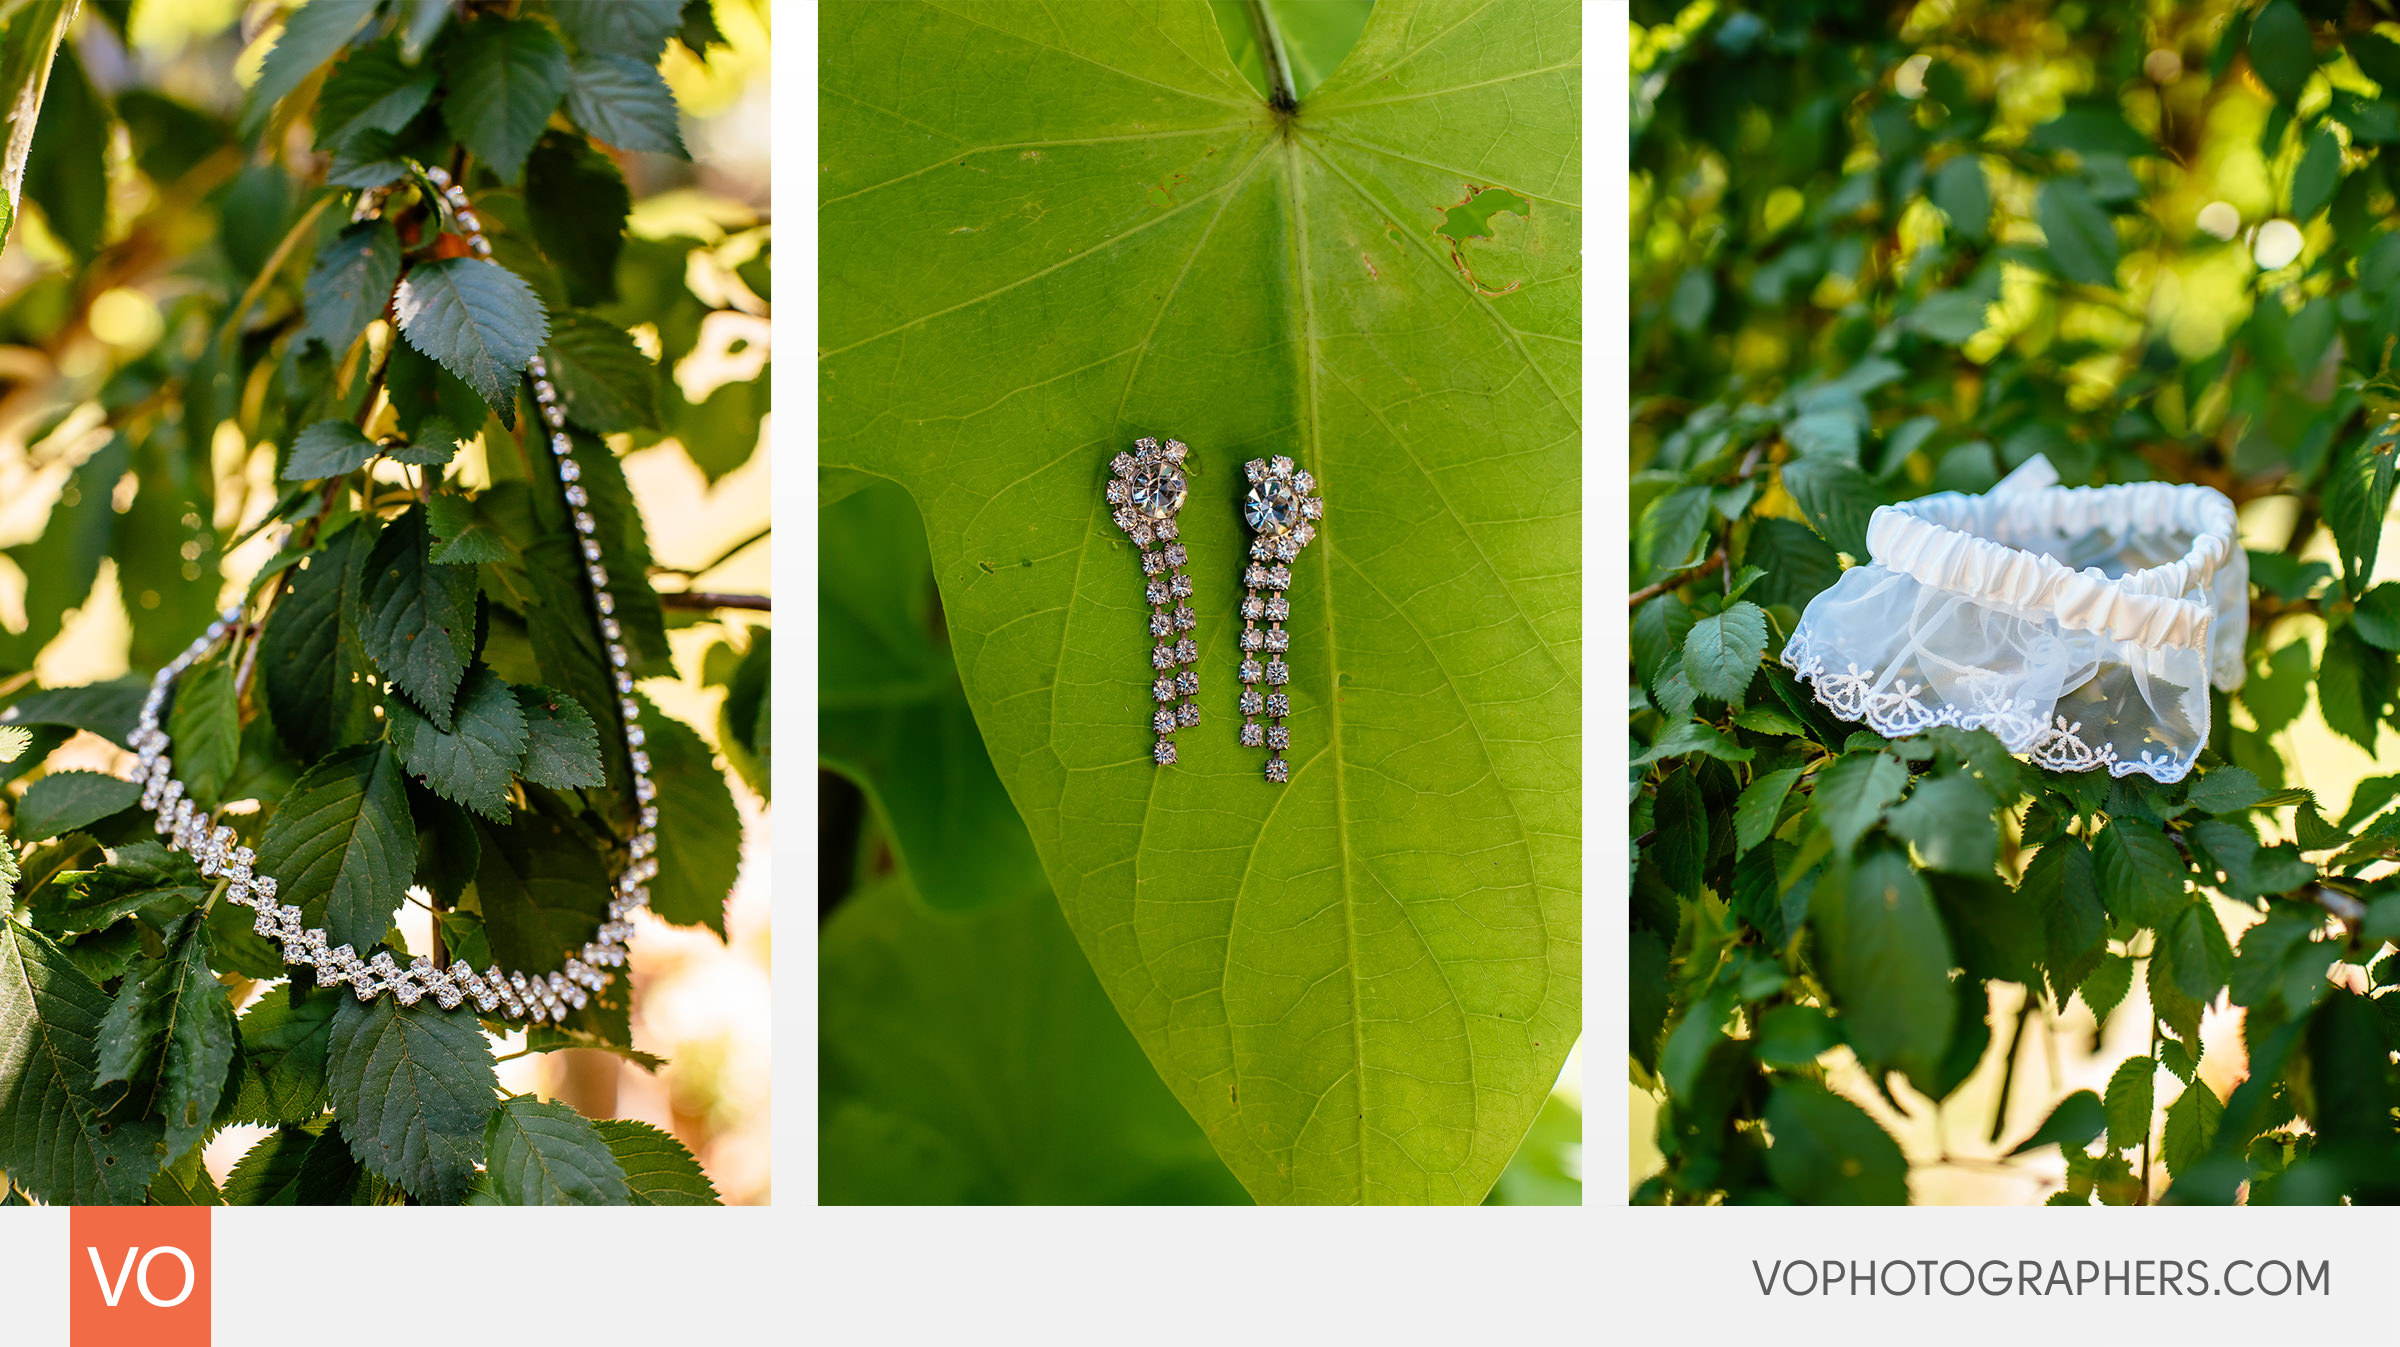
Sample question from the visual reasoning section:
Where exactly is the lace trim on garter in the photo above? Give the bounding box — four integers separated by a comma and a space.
1780, 636, 2197, 784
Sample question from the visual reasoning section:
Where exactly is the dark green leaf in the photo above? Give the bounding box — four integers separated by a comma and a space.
2079, 952, 2133, 1022
1816, 847, 1954, 1081
2183, 766, 2265, 815
220, 1120, 374, 1205
514, 684, 605, 789
524, 133, 630, 307
1763, 1080, 1908, 1204
261, 521, 382, 763
16, 770, 139, 844
2317, 624, 2389, 750
1811, 750, 1906, 854
254, 741, 416, 951
2292, 123, 2341, 219
2159, 1080, 2223, 1176
552, 0, 683, 61
223, 985, 339, 1127
2011, 1088, 2105, 1155
563, 53, 687, 157
2249, 0, 2315, 106
31, 842, 206, 939
325, 994, 494, 1203
0, 921, 164, 1203
165, 659, 239, 808
591, 1117, 718, 1204
2324, 436, 2400, 599
425, 491, 508, 565
639, 697, 740, 936
482, 1094, 629, 1204
395, 258, 550, 420
282, 418, 380, 481
240, 0, 379, 138
2036, 177, 2120, 285
2093, 818, 2185, 926
1779, 455, 1879, 557
313, 38, 435, 147
1928, 153, 1989, 240
1681, 601, 1767, 702
356, 508, 477, 729
2103, 1053, 2154, 1153
540, 311, 662, 432
388, 668, 528, 820
1741, 516, 1842, 610
1753, 1004, 1837, 1069
1885, 773, 1998, 875
2354, 583, 2400, 650
1733, 766, 1800, 855
93, 912, 234, 1160
440, 15, 567, 182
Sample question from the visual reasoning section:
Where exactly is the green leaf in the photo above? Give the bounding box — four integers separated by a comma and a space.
2316, 624, 2388, 750
2291, 123, 2341, 219
564, 53, 687, 158
471, 810, 612, 975
2036, 177, 2120, 286
282, 418, 380, 481
223, 984, 339, 1127
1753, 1003, 1838, 1068
2079, 952, 2134, 1022
440, 15, 567, 182
220, 1120, 374, 1205
1630, 718, 1751, 768
2093, 817, 2185, 926
425, 492, 507, 565
325, 994, 494, 1204
524, 133, 630, 306
1763, 1080, 1909, 1204
240, 0, 379, 138
2243, 638, 2312, 735
1928, 153, 1989, 240
823, 0, 1577, 1204
482, 1095, 629, 1204
356, 508, 477, 729
592, 1117, 719, 1204
254, 741, 417, 952
261, 521, 382, 763
2025, 838, 2105, 994
389, 668, 529, 820
0, 922, 164, 1203
639, 697, 741, 936
2353, 584, 2400, 650
92, 913, 234, 1161
2249, 0, 2315, 106
1811, 750, 1907, 853
1885, 773, 1999, 875
2103, 1053, 2155, 1153
710, 631, 769, 802
1816, 846, 1954, 1081
552, 0, 684, 62
147, 1144, 221, 1205
15, 770, 138, 844
1734, 766, 1800, 855
395, 258, 550, 421
312, 38, 435, 148
2010, 1088, 2105, 1155
2324, 435, 2399, 599
540, 311, 662, 432
32, 842, 207, 938
513, 684, 606, 789
2160, 1080, 2223, 1176
1742, 517, 1842, 610
1681, 601, 1767, 702
166, 658, 240, 808
2352, 30, 2400, 91
822, 869, 1246, 1204
2183, 766, 2265, 815
1778, 455, 1879, 557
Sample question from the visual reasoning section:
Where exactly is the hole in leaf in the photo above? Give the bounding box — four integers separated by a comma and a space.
1435, 186, 1531, 244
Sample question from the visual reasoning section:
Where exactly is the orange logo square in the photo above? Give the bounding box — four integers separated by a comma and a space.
69, 1205, 210, 1346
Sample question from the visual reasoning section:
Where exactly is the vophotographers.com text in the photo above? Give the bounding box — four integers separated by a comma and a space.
1753, 1258, 2329, 1298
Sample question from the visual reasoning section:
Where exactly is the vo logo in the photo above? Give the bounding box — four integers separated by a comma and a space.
69, 1206, 209, 1345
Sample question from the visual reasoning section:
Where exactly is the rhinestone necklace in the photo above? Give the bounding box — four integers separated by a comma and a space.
109, 165, 653, 1023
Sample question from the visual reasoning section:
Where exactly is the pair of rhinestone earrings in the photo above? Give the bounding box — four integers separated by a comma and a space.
1106, 437, 1323, 784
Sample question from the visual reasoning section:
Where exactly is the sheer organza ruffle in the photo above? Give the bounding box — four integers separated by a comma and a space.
1778, 455, 2246, 783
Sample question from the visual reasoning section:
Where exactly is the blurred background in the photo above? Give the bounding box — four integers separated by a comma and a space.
1630, 0, 2400, 1202
3, 0, 772, 1203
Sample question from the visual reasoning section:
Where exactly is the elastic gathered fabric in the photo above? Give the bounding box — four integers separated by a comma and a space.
1778, 454, 2247, 784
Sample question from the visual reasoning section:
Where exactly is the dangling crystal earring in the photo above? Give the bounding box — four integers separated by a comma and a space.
1108, 438, 1199, 764
1237, 454, 1321, 783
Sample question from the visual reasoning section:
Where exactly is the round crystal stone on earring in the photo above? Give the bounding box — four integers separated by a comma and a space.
1245, 478, 1299, 535
1128, 461, 1186, 519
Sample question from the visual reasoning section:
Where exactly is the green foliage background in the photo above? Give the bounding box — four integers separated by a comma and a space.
0, 0, 768, 1207
819, 0, 1582, 1206
1632, 0, 2400, 1205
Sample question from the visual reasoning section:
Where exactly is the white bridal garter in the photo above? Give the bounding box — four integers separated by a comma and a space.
1779, 454, 2246, 783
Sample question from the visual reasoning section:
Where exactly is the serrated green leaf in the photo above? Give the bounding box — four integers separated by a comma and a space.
2249, 0, 2315, 106
540, 311, 662, 432
470, 810, 611, 974
639, 696, 740, 937
1811, 750, 1906, 853
221, 1119, 374, 1205
2316, 624, 2389, 750
261, 521, 382, 764
2036, 176, 2120, 286
282, 418, 380, 481
395, 258, 549, 420
356, 508, 477, 729
301, 222, 401, 356
1779, 455, 1879, 557
2158, 1031, 2200, 1085
564, 53, 687, 158
1681, 601, 1766, 702
240, 0, 379, 138
2292, 123, 2341, 219
254, 741, 416, 951
2354, 583, 2400, 650
1630, 717, 1751, 768
2093, 817, 2185, 926
440, 14, 567, 182
2011, 1087, 2105, 1155
147, 1144, 221, 1205
93, 912, 234, 1161
2324, 436, 2400, 599
1816, 846, 1954, 1082
1763, 1080, 1908, 1204
1885, 772, 1999, 875
552, 0, 683, 62
482, 1094, 629, 1204
223, 984, 339, 1127
325, 994, 494, 1204
2079, 951, 2134, 1022
15, 770, 139, 844
389, 668, 528, 820
2243, 638, 2312, 735
591, 1117, 718, 1204
313, 38, 435, 148
2160, 1079, 2223, 1176
1734, 766, 1800, 855
2183, 766, 2265, 815
514, 684, 604, 788
31, 842, 207, 938
0, 922, 165, 1203
166, 659, 240, 808
524, 133, 629, 307
2103, 1053, 2154, 1153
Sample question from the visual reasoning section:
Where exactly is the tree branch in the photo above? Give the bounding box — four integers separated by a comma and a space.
659, 590, 771, 613
1628, 547, 1727, 609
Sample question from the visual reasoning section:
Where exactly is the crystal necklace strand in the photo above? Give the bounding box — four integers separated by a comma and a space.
103, 165, 654, 1022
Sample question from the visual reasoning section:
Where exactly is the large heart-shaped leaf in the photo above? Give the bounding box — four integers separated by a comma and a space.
819, 0, 1580, 1203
